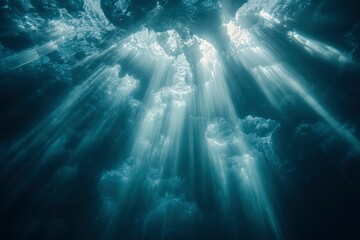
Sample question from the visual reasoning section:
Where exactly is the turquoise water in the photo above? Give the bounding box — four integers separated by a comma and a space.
1, 0, 360, 239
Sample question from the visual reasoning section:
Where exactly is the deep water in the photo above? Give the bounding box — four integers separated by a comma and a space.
1, 0, 360, 239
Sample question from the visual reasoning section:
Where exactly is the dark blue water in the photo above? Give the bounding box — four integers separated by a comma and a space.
1, 0, 360, 239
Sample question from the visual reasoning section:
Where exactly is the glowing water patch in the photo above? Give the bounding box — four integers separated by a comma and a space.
259, 10, 280, 24
198, 38, 217, 64
226, 21, 253, 47
157, 29, 183, 55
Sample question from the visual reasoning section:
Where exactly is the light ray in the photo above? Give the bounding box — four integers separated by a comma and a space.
0, 39, 64, 70
1, 1, 359, 239
190, 35, 283, 238
226, 18, 360, 152
4, 63, 140, 199
288, 31, 352, 63
99, 29, 197, 237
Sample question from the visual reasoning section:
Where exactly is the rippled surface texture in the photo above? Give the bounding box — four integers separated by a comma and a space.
1, 0, 360, 239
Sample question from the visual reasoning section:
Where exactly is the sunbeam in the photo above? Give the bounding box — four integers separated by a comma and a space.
1, 0, 360, 239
